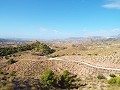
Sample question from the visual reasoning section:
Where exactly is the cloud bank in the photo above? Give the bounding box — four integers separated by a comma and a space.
102, 0, 120, 9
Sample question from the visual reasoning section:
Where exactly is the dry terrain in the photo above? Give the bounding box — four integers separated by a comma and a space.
1, 40, 120, 89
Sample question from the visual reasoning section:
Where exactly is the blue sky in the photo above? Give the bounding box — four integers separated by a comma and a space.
0, 0, 120, 39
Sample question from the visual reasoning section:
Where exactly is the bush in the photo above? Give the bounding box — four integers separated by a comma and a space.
58, 70, 73, 88
110, 74, 116, 78
0, 70, 3, 74
9, 71, 16, 76
108, 77, 120, 86
116, 77, 120, 85
94, 54, 98, 56
108, 77, 116, 84
34, 43, 55, 55
7, 58, 16, 65
88, 54, 92, 56
40, 69, 57, 87
97, 74, 106, 79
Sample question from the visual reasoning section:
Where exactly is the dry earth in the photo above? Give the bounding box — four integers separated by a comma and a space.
3, 53, 120, 78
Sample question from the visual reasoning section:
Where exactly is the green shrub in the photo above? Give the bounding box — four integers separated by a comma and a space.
97, 74, 106, 79
9, 71, 16, 76
35, 43, 55, 55
110, 74, 116, 78
108, 77, 116, 84
0, 70, 3, 74
58, 70, 73, 88
40, 69, 57, 87
7, 58, 16, 65
116, 77, 120, 85
108, 77, 120, 86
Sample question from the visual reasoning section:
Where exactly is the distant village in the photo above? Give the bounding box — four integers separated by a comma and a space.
0, 39, 30, 47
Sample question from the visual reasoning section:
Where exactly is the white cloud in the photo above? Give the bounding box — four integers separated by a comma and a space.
83, 28, 120, 37
102, 0, 120, 9
39, 27, 61, 34
38, 27, 120, 39
39, 27, 48, 32
38, 27, 71, 39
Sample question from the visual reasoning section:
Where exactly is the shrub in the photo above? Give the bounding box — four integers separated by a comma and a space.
77, 54, 81, 55
88, 54, 92, 56
9, 71, 16, 76
72, 53, 75, 55
40, 69, 57, 87
110, 74, 116, 78
108, 77, 120, 86
7, 58, 16, 65
35, 43, 55, 55
97, 74, 106, 79
94, 54, 98, 56
116, 77, 120, 85
108, 77, 116, 84
0, 70, 3, 74
58, 70, 73, 88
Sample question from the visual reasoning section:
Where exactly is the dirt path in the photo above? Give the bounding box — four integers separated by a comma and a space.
49, 58, 120, 71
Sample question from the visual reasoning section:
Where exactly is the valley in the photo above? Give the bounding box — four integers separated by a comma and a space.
0, 39, 120, 89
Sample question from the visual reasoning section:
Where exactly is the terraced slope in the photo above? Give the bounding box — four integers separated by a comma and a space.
3, 58, 120, 78
56, 53, 120, 69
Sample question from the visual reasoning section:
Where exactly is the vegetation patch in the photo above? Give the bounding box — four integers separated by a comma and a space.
7, 58, 16, 65
108, 77, 120, 86
97, 74, 106, 79
40, 69, 80, 89
8, 71, 16, 76
0, 70, 3, 74
40, 69, 57, 87
58, 70, 73, 89
0, 41, 55, 56
110, 74, 116, 78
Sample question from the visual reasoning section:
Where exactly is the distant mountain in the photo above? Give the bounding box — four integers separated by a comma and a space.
104, 34, 120, 41
66, 37, 86, 40
66, 34, 120, 41
0, 38, 29, 42
87, 36, 107, 40
109, 34, 120, 39
0, 38, 13, 42
66, 36, 107, 41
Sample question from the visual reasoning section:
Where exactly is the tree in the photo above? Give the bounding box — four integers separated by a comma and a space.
0, 41, 55, 56
58, 70, 73, 88
40, 69, 57, 87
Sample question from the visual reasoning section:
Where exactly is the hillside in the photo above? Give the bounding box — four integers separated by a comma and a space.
0, 40, 120, 89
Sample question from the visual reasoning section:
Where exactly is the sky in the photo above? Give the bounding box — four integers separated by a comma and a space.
0, 0, 120, 39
